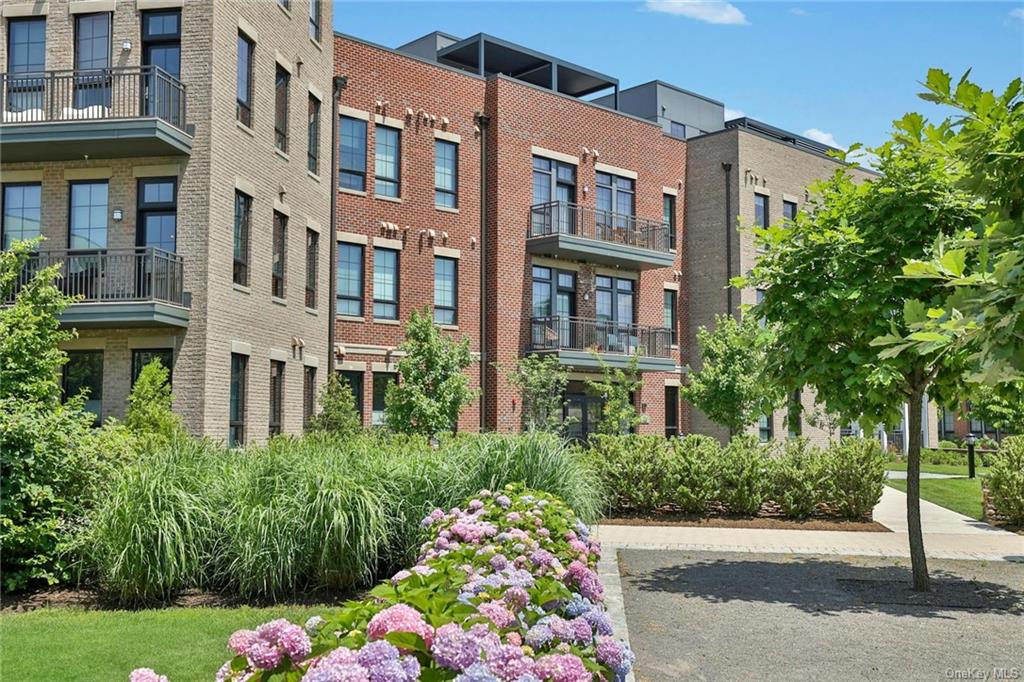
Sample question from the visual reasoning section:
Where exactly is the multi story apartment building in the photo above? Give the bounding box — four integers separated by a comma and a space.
333, 32, 688, 438
1, 0, 333, 443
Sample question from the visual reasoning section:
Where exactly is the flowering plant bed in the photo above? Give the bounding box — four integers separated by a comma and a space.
131, 485, 633, 681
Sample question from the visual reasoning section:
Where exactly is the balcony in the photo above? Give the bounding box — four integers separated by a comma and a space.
527, 201, 676, 270
4, 247, 189, 328
528, 315, 675, 371
0, 66, 192, 162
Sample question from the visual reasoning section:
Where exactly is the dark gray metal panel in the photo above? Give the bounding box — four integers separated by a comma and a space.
525, 233, 676, 271
395, 31, 462, 61
0, 119, 193, 161
593, 82, 658, 119
59, 301, 190, 328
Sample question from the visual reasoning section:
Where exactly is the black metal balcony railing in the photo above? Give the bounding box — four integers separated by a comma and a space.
529, 201, 672, 253
4, 247, 185, 307
530, 315, 673, 358
1, 66, 187, 131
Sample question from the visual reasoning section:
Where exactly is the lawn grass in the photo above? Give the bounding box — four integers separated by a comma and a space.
885, 477, 985, 520
0, 604, 331, 681
883, 461, 991, 477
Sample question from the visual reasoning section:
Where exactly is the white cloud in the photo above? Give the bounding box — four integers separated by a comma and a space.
789, 7, 808, 16
724, 107, 745, 121
644, 0, 749, 25
1010, 7, 1024, 20
802, 128, 841, 148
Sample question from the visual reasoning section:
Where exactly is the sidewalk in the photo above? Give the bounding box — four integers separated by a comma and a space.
593, 487, 1023, 562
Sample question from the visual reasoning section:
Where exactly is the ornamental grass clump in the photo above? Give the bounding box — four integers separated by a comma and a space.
132, 486, 635, 682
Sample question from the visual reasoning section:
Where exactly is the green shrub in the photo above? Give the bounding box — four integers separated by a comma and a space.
666, 435, 719, 513
822, 437, 885, 519
585, 435, 670, 513
307, 373, 361, 436
124, 359, 184, 443
771, 439, 827, 518
987, 436, 1024, 526
717, 435, 771, 515
938, 439, 959, 450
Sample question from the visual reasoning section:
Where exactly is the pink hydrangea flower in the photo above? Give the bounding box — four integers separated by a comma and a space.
478, 601, 517, 629
228, 629, 258, 656
247, 640, 283, 670
535, 653, 591, 682
367, 604, 435, 648
129, 669, 168, 682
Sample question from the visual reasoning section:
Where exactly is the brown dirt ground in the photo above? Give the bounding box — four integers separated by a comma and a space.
601, 514, 890, 532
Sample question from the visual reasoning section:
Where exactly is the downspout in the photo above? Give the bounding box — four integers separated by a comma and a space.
722, 162, 733, 318
328, 75, 348, 375
474, 111, 490, 433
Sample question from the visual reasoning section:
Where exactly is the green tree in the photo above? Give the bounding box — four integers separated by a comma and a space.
124, 359, 184, 442
739, 121, 978, 591
586, 351, 644, 436
683, 313, 785, 435
308, 372, 362, 436
503, 354, 572, 433
385, 308, 478, 436
964, 381, 1024, 434
897, 71, 1023, 385
0, 240, 98, 591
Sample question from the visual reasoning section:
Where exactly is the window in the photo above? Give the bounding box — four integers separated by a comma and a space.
664, 289, 677, 345
665, 386, 679, 439
303, 366, 316, 430
233, 191, 252, 286
74, 13, 111, 108
236, 31, 254, 126
596, 172, 635, 236
309, 0, 321, 42
64, 350, 103, 426
374, 126, 401, 197
278, 0, 290, 8
940, 407, 956, 441
531, 156, 576, 235
339, 370, 364, 424
758, 414, 773, 443
663, 193, 676, 250
372, 372, 395, 426
596, 275, 634, 325
132, 348, 173, 386
137, 178, 177, 253
275, 65, 290, 152
434, 256, 457, 325
307, 94, 321, 174
269, 360, 284, 436
2, 183, 41, 249
229, 353, 248, 446
339, 116, 367, 190
305, 229, 319, 309
754, 193, 769, 228
783, 200, 797, 222
272, 211, 287, 298
435, 140, 458, 208
69, 181, 108, 250
6, 17, 46, 113
373, 248, 398, 319
337, 243, 364, 316
669, 121, 686, 139
141, 9, 181, 126
788, 389, 802, 438
755, 288, 766, 328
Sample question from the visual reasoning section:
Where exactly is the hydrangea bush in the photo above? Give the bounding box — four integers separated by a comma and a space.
132, 486, 633, 681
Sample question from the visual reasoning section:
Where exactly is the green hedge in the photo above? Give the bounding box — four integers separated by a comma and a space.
987, 436, 1024, 526
585, 434, 885, 520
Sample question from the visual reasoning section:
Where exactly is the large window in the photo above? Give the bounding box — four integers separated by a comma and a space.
531, 156, 576, 235
307, 95, 321, 175
374, 126, 400, 198
434, 140, 458, 208
758, 414, 773, 443
272, 211, 287, 298
372, 372, 394, 426
754, 193, 769, 228
305, 229, 319, 309
337, 243, 364, 316
339, 116, 367, 191
269, 360, 284, 436
6, 17, 46, 113
132, 348, 173, 386
339, 370, 364, 424
596, 172, 635, 230
596, 275, 634, 325
229, 353, 248, 446
663, 193, 676, 250
2, 183, 41, 249
275, 65, 290, 153
74, 13, 111, 108
309, 0, 321, 42
236, 31, 254, 126
137, 178, 177, 252
783, 199, 797, 222
64, 350, 103, 426
141, 9, 181, 124
434, 256, 457, 325
233, 191, 252, 286
664, 289, 677, 346
373, 248, 398, 319
69, 181, 108, 250
303, 366, 316, 430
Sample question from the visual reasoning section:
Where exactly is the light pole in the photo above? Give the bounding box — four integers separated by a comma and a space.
965, 432, 977, 479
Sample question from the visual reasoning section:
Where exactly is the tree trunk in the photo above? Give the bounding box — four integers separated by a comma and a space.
906, 387, 930, 592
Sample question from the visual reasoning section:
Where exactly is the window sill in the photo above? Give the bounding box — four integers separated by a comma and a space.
670, 344, 679, 350
435, 205, 459, 214
277, 2, 292, 18
338, 314, 364, 323
236, 120, 255, 137
275, 148, 290, 162
375, 194, 402, 204
437, 324, 459, 331
373, 318, 401, 326
310, 36, 324, 52
307, 170, 321, 183
271, 296, 287, 306
669, 248, 678, 254
305, 307, 318, 316
233, 282, 251, 294
339, 187, 367, 197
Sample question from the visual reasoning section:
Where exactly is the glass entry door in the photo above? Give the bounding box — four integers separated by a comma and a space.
564, 386, 603, 442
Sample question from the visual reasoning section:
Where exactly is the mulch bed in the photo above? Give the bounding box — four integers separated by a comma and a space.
601, 514, 889, 532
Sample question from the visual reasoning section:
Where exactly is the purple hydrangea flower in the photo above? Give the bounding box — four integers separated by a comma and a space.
455, 662, 501, 682
534, 653, 591, 682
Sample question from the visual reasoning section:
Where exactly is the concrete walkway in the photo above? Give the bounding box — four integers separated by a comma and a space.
884, 470, 964, 479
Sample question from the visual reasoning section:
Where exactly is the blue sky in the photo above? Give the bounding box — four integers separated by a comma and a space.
332, 1, 1023, 149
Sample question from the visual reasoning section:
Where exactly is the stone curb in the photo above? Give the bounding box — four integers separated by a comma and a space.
598, 546, 636, 682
